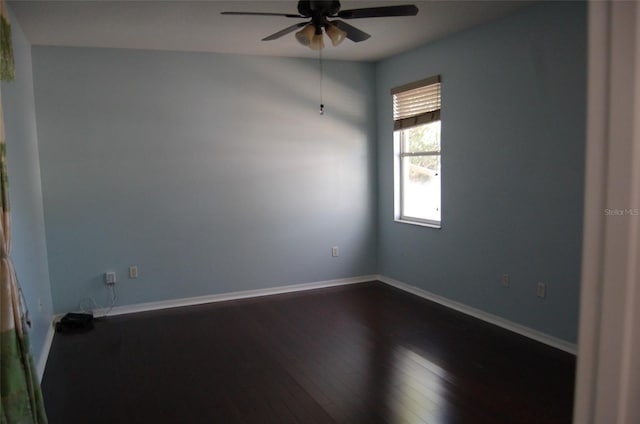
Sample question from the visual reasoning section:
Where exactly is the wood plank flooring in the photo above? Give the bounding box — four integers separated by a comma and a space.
41, 281, 575, 423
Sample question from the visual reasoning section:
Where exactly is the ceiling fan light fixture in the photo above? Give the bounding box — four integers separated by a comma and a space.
325, 23, 347, 46
295, 24, 315, 46
309, 32, 325, 50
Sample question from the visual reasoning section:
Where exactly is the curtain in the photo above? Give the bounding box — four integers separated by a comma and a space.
0, 0, 48, 422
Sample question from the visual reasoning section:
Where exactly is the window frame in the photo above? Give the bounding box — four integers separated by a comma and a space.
391, 76, 442, 229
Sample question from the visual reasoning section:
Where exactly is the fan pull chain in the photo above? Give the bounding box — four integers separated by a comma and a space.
319, 48, 324, 115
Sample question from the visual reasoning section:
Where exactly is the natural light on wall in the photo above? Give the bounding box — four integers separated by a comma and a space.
392, 76, 442, 228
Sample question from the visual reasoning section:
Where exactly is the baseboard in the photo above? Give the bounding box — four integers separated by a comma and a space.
40, 272, 574, 381
378, 275, 577, 355
36, 322, 55, 382
90, 274, 378, 318
41, 275, 376, 378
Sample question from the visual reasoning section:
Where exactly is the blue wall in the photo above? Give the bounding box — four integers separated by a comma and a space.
31, 47, 377, 313
1, 7, 53, 364
376, 2, 586, 342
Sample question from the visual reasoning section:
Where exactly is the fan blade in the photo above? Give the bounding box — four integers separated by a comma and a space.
337, 5, 418, 19
221, 12, 304, 18
332, 20, 371, 43
262, 22, 308, 41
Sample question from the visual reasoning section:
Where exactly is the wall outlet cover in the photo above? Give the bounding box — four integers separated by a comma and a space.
537, 282, 546, 298
129, 266, 138, 279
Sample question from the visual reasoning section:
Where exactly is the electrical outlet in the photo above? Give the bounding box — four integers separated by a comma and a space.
129, 266, 138, 279
502, 273, 510, 287
537, 282, 546, 298
105, 271, 116, 285
332, 246, 339, 257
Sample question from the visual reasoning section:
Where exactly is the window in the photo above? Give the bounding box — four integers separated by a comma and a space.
391, 76, 442, 228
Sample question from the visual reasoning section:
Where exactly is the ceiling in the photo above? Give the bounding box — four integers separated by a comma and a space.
8, 0, 535, 62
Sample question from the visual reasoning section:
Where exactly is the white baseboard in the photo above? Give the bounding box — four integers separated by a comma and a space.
37, 323, 55, 382
40, 273, 575, 380
378, 275, 577, 355
91, 274, 378, 318
40, 275, 376, 378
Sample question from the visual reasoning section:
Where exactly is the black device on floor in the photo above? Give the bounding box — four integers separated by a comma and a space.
55, 312, 94, 333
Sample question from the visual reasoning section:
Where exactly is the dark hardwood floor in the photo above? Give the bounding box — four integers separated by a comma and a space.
41, 281, 575, 423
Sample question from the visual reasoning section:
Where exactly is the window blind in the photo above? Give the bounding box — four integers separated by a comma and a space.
391, 75, 441, 131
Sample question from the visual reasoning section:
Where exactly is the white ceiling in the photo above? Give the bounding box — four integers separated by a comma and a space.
8, 0, 535, 62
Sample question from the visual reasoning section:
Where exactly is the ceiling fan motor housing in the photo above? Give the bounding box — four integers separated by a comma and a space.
299, 1, 341, 17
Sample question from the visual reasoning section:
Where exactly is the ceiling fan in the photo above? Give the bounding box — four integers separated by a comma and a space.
221, 1, 419, 50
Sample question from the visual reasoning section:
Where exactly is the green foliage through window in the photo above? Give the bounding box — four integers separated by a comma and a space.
401, 121, 441, 183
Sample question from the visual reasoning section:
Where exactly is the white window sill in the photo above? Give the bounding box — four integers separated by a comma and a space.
394, 218, 441, 229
